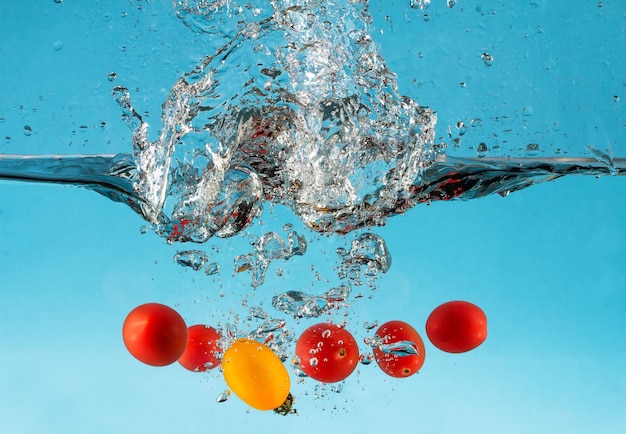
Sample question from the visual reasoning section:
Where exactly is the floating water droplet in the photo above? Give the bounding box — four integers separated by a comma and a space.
174, 250, 209, 271
481, 52, 494, 67
359, 353, 374, 365
216, 390, 231, 403
250, 306, 268, 319
233, 254, 253, 274
204, 262, 220, 276
23, 125, 32, 136
108, 72, 117, 82
455, 121, 467, 136
410, 0, 431, 10
477, 142, 490, 158
525, 143, 540, 156
363, 321, 379, 331
363, 335, 384, 348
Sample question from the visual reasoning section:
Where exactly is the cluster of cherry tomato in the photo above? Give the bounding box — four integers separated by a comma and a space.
122, 300, 487, 412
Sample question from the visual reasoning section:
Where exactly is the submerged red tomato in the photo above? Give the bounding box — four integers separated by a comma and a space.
426, 300, 487, 353
373, 320, 425, 378
178, 325, 222, 372
295, 323, 359, 383
122, 303, 188, 366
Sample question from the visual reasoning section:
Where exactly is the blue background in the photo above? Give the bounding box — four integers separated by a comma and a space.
1, 1, 625, 433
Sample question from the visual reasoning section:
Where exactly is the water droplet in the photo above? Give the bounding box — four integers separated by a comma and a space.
52, 40, 64, 51
525, 143, 540, 156
477, 142, 490, 158
410, 0, 430, 10
139, 225, 148, 234
204, 262, 221, 276
23, 125, 32, 136
481, 52, 494, 67
359, 353, 374, 365
459, 81, 466, 88
174, 250, 209, 271
447, 0, 457, 7
216, 390, 230, 403
282, 223, 293, 231
309, 357, 318, 367
54, 0, 63, 4
364, 335, 384, 347
108, 72, 117, 82
455, 121, 467, 136
363, 321, 379, 331
322, 329, 331, 339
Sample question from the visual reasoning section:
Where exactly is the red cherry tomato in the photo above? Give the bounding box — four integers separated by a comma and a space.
178, 325, 222, 372
373, 320, 425, 378
295, 323, 359, 383
122, 303, 188, 366
426, 300, 487, 353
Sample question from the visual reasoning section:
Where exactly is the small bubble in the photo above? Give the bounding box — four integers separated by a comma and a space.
410, 0, 430, 10
52, 40, 64, 51
54, 0, 63, 3
477, 142, 490, 158
121, 11, 128, 18
459, 82, 466, 88
108, 72, 117, 82
216, 390, 230, 403
282, 223, 293, 231
481, 52, 494, 67
23, 125, 33, 136
309, 357, 318, 367
139, 225, 148, 234
456, 121, 467, 136
447, 0, 457, 7
525, 143, 540, 156
597, 2, 603, 8
359, 353, 374, 365
322, 329, 331, 339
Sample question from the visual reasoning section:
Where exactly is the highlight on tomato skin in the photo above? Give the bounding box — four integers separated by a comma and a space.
221, 338, 291, 411
295, 322, 359, 383
178, 325, 222, 372
122, 303, 188, 367
373, 320, 426, 378
425, 300, 488, 353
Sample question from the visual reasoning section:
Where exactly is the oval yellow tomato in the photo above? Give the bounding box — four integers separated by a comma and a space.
222, 339, 290, 411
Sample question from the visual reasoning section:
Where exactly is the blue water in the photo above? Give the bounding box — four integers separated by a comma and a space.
1, 1, 625, 433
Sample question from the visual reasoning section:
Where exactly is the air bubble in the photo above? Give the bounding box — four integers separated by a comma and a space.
410, 0, 431, 10
139, 225, 148, 234
108, 72, 117, 82
525, 143, 540, 156
309, 357, 318, 367
481, 52, 494, 67
322, 329, 331, 339
23, 125, 33, 136
477, 142, 490, 158
216, 390, 230, 403
447, 0, 457, 7
52, 40, 64, 51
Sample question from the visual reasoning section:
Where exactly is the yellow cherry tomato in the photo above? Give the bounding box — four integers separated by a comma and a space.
222, 339, 290, 411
